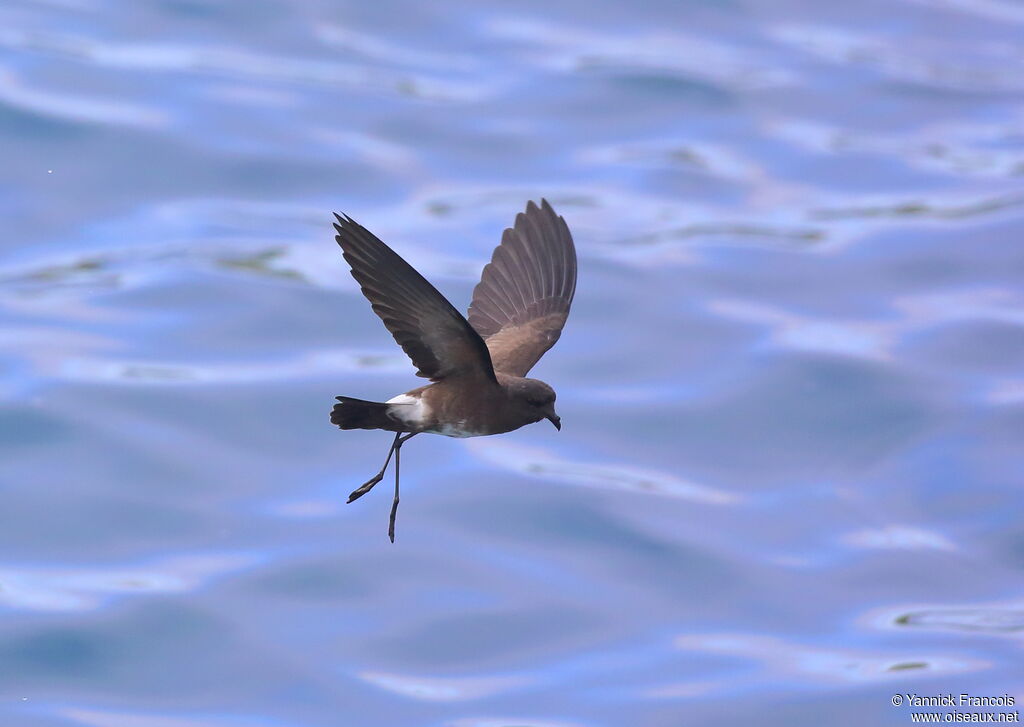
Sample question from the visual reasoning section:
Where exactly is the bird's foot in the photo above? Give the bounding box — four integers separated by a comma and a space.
347, 474, 383, 503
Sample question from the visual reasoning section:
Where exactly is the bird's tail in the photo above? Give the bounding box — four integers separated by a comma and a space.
331, 396, 401, 431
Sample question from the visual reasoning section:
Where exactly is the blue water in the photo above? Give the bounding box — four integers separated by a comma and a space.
3, 1, 1023, 725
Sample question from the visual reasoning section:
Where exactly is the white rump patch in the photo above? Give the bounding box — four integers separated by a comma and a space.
386, 393, 429, 427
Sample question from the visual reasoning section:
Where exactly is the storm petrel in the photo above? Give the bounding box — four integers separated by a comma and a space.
331, 199, 577, 541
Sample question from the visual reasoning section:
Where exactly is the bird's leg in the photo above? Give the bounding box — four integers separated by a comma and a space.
347, 432, 401, 503
388, 433, 416, 543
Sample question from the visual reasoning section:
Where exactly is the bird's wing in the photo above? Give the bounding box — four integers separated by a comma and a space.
467, 199, 577, 377
334, 213, 497, 383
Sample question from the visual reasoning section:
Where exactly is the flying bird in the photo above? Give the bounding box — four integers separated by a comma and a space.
331, 199, 577, 541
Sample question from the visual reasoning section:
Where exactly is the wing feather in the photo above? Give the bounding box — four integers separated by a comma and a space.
334, 213, 496, 383
467, 199, 577, 376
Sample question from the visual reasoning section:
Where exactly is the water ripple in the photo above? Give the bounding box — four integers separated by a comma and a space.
0, 66, 165, 127
625, 223, 825, 251
840, 525, 957, 552
674, 632, 987, 683
895, 607, 1024, 634
578, 138, 764, 181
449, 720, 586, 727
57, 705, 297, 727
0, 552, 258, 612
358, 671, 528, 702
314, 23, 478, 72
708, 299, 892, 361
0, 27, 485, 101
769, 119, 1024, 179
811, 191, 1024, 221
59, 348, 410, 385
901, 0, 1024, 24
864, 602, 1024, 637
466, 440, 739, 505
771, 24, 1024, 93
489, 18, 796, 91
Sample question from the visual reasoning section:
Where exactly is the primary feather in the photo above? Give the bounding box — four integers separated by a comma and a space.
333, 213, 497, 383
467, 199, 577, 377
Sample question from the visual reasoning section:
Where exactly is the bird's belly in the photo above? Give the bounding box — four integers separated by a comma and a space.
428, 421, 489, 438
387, 393, 492, 437
412, 383, 533, 438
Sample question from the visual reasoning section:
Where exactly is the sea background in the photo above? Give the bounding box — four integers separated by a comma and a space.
2, 1, 1023, 725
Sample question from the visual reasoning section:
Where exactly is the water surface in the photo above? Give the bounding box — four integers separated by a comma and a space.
2, 1, 1023, 725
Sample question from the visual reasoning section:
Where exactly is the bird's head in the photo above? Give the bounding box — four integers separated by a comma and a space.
515, 378, 560, 430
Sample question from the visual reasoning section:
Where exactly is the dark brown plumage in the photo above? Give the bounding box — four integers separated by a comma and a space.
330, 199, 577, 541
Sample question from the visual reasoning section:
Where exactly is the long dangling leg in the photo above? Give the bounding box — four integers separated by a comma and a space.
388, 433, 416, 543
348, 432, 401, 503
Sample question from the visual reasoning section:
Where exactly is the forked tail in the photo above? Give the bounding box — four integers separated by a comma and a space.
331, 396, 402, 431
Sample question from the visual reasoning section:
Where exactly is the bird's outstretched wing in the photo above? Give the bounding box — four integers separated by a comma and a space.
334, 213, 496, 383
467, 199, 577, 377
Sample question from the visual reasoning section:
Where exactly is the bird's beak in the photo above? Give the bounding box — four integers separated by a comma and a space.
546, 413, 561, 431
